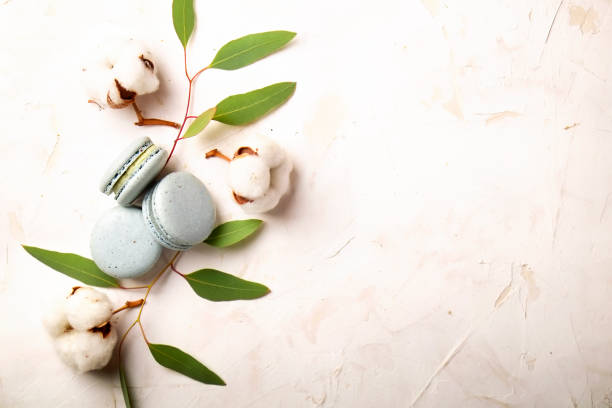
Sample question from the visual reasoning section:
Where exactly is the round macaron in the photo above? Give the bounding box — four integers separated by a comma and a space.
90, 206, 163, 278
100, 136, 168, 206
142, 171, 216, 251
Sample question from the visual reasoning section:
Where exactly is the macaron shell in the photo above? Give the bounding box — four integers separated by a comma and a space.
143, 172, 216, 250
142, 187, 190, 251
90, 206, 162, 278
115, 147, 168, 206
99, 136, 152, 194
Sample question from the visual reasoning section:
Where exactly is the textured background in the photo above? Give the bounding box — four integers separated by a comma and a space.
1, 0, 612, 406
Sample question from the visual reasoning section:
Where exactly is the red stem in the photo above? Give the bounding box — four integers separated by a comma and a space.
165, 50, 194, 167
192, 65, 209, 82
171, 264, 185, 277
163, 51, 211, 167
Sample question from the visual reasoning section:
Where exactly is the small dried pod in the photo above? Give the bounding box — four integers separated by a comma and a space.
84, 39, 159, 109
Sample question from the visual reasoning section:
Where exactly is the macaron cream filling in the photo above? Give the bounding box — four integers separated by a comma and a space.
111, 144, 162, 197
102, 140, 152, 195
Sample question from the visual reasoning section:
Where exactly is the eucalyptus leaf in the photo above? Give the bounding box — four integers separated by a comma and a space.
148, 343, 225, 386
204, 219, 263, 247
182, 107, 216, 139
184, 269, 270, 301
172, 0, 195, 48
22, 245, 119, 288
119, 365, 132, 408
210, 31, 296, 70
213, 82, 296, 125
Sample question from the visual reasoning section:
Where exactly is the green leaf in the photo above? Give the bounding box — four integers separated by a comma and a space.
184, 269, 270, 301
172, 0, 195, 48
213, 82, 296, 125
204, 219, 263, 247
119, 365, 132, 408
182, 107, 216, 139
210, 31, 296, 70
22, 245, 119, 288
148, 343, 225, 386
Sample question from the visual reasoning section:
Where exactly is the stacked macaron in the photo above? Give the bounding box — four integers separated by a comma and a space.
99, 136, 167, 206
142, 172, 215, 251
91, 137, 216, 278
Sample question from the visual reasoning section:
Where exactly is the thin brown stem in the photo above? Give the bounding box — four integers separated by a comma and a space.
132, 102, 180, 129
119, 285, 149, 290
136, 252, 181, 321
87, 99, 103, 109
118, 252, 181, 354
205, 148, 231, 162
118, 320, 137, 359
112, 299, 145, 315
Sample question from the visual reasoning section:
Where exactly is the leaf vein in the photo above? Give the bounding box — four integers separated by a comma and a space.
187, 276, 264, 293
210, 224, 256, 240
215, 85, 293, 119
212, 39, 285, 67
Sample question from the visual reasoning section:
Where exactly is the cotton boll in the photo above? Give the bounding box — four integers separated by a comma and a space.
240, 188, 281, 214
83, 39, 159, 108
240, 160, 292, 213
229, 155, 271, 200
111, 44, 159, 97
255, 138, 285, 168
54, 327, 118, 373
270, 157, 293, 197
65, 287, 113, 331
206, 136, 293, 213
238, 150, 293, 214
42, 300, 70, 338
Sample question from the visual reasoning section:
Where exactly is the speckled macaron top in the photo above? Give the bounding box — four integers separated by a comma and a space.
100, 136, 168, 206
142, 171, 216, 251
90, 206, 163, 278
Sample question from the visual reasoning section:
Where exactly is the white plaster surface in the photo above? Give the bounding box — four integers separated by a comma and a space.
1, 0, 612, 406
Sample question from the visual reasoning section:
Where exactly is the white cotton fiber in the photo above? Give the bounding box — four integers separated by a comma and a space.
229, 155, 271, 200
65, 287, 113, 331
54, 328, 118, 373
42, 299, 70, 338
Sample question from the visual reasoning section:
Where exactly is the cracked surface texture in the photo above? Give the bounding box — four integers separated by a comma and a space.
1, 0, 612, 406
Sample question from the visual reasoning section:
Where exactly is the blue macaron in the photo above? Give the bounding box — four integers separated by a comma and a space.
142, 171, 216, 251
100, 136, 168, 206
90, 206, 163, 278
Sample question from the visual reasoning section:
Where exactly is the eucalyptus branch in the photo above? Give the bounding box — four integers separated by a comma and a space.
117, 252, 180, 355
